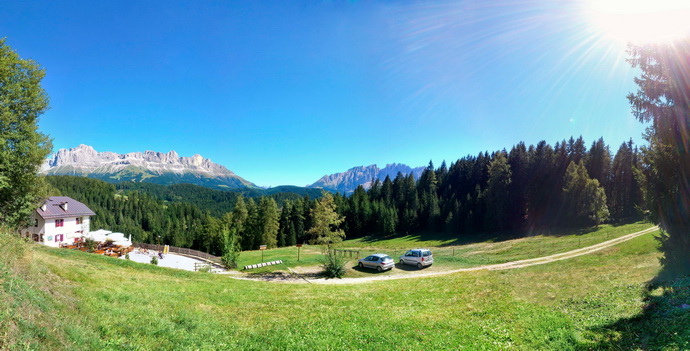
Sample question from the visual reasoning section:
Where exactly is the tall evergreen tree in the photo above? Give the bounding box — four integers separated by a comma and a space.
257, 197, 280, 249
628, 41, 690, 275
484, 152, 512, 231
307, 193, 345, 247
585, 137, 612, 195
610, 140, 642, 220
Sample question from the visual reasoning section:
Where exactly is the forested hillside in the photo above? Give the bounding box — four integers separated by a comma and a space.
333, 137, 644, 237
46, 176, 320, 255
46, 136, 645, 255
114, 181, 324, 217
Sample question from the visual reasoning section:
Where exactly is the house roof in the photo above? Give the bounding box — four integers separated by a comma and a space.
37, 196, 96, 219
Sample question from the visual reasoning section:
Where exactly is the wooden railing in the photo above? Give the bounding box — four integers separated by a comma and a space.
329, 249, 360, 259
133, 242, 222, 265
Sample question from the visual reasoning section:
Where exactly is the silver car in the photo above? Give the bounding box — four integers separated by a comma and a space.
358, 254, 394, 272
399, 249, 433, 268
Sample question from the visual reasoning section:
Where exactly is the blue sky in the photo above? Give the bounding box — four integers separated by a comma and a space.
1, 0, 647, 186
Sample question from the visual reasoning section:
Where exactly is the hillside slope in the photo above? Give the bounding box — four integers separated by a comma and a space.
3, 226, 689, 350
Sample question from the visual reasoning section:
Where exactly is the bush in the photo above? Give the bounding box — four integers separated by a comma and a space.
321, 250, 346, 278
85, 239, 97, 252
221, 228, 240, 269
125, 252, 130, 260
150, 256, 158, 265
221, 250, 239, 269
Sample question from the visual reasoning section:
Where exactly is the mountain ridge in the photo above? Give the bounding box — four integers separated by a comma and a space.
308, 163, 425, 193
42, 144, 257, 189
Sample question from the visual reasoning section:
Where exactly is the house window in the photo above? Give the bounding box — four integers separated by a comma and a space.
55, 219, 64, 227
34, 219, 38, 227
76, 217, 82, 225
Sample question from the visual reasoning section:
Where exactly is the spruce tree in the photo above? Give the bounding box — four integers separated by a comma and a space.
628, 41, 690, 275
484, 152, 512, 231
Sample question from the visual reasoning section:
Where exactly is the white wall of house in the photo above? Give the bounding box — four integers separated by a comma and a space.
22, 213, 91, 247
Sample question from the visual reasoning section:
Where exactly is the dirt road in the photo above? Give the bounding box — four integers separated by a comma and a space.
224, 226, 659, 285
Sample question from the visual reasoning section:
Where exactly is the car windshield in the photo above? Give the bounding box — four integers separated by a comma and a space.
423, 251, 431, 257
382, 256, 392, 261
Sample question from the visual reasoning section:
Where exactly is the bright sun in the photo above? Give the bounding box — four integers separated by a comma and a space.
588, 0, 690, 44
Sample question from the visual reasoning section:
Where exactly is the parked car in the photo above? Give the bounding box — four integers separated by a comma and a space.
399, 249, 433, 268
358, 254, 394, 272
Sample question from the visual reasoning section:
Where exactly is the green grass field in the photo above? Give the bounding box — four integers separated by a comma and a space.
239, 222, 653, 278
2, 223, 689, 350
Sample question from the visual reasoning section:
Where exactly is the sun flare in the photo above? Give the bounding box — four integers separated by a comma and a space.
587, 0, 690, 44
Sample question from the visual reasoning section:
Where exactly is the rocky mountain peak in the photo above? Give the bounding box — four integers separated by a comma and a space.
308, 163, 425, 193
42, 145, 256, 189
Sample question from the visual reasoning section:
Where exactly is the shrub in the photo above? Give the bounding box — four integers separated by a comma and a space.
221, 250, 239, 269
85, 239, 97, 252
150, 256, 158, 265
321, 250, 346, 278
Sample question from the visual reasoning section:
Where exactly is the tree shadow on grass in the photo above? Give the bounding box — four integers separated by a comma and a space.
393, 263, 430, 271
351, 265, 388, 274
354, 232, 509, 247
579, 276, 690, 350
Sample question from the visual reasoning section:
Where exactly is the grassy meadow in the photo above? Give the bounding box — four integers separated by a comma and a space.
240, 222, 653, 277
2, 223, 689, 350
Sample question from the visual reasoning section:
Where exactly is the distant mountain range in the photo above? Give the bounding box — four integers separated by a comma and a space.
307, 163, 425, 193
43, 145, 424, 194
42, 145, 257, 190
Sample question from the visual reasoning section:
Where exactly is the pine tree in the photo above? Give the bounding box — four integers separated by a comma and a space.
628, 41, 690, 275
257, 197, 280, 249
307, 193, 345, 247
484, 152, 512, 231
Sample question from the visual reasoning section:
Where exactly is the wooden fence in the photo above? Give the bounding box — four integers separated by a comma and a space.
330, 249, 360, 259
133, 242, 222, 265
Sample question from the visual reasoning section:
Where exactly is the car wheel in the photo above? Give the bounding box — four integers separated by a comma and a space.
417, 263, 423, 269
377, 266, 382, 272
399, 259, 404, 265
358, 262, 363, 268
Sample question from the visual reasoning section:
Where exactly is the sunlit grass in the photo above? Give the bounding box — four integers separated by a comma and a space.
5, 223, 687, 350
337, 222, 654, 277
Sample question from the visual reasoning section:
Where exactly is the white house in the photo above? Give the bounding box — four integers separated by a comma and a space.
21, 196, 96, 247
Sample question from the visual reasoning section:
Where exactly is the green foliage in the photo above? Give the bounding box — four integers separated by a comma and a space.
84, 239, 96, 253
150, 255, 158, 265
483, 151, 512, 231
0, 38, 52, 229
307, 193, 345, 247
221, 226, 241, 269
257, 197, 280, 249
320, 250, 346, 278
628, 41, 690, 276
563, 161, 610, 226
115, 181, 325, 217
610, 140, 643, 221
